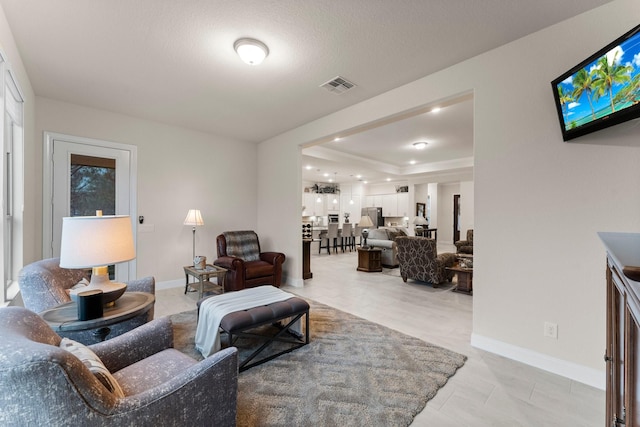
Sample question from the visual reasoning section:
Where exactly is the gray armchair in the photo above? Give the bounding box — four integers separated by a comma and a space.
0, 306, 238, 427
396, 236, 457, 286
18, 257, 155, 344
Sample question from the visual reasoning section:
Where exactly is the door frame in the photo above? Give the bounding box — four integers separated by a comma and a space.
42, 132, 138, 279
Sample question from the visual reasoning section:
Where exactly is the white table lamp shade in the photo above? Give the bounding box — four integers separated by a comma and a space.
413, 216, 428, 225
59, 215, 135, 268
183, 209, 204, 226
358, 216, 374, 228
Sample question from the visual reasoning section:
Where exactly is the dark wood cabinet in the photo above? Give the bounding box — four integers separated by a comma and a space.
357, 248, 382, 272
601, 232, 640, 427
302, 239, 312, 279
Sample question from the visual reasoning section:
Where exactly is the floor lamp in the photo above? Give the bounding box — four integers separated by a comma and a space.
184, 209, 204, 265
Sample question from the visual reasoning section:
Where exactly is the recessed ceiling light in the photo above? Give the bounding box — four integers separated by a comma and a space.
323, 173, 329, 177
413, 142, 427, 149
363, 181, 368, 184
305, 165, 312, 170
409, 160, 416, 165
356, 174, 362, 179
234, 38, 269, 65
386, 178, 391, 182
431, 107, 441, 113
334, 137, 341, 142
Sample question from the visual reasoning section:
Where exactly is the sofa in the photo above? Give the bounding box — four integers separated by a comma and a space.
0, 306, 238, 426
396, 236, 457, 286
365, 227, 408, 268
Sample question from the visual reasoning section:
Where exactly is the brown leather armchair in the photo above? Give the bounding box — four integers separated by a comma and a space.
213, 230, 286, 292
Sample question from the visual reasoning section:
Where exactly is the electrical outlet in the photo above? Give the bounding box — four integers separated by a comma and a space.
544, 322, 558, 339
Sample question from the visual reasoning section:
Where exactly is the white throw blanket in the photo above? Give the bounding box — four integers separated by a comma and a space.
195, 286, 296, 357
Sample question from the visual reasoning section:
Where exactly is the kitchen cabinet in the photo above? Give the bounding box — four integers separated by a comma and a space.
301, 193, 339, 216
325, 193, 340, 213
599, 232, 640, 427
340, 194, 360, 222
396, 193, 409, 217
382, 194, 397, 217
302, 192, 318, 216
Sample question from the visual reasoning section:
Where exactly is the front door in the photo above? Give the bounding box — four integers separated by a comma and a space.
44, 133, 137, 281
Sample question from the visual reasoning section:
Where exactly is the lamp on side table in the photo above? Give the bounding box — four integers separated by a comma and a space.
358, 215, 374, 249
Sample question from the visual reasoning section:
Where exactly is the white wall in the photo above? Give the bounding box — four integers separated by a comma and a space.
0, 4, 37, 266
35, 97, 258, 282
258, 0, 640, 387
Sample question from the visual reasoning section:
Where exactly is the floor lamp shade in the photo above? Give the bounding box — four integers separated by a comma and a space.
183, 209, 204, 227
59, 215, 135, 305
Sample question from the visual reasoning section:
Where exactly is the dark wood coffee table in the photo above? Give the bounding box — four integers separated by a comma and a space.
446, 266, 473, 295
40, 292, 155, 341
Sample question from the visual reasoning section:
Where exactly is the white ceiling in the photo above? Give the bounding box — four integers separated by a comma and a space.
0, 0, 614, 184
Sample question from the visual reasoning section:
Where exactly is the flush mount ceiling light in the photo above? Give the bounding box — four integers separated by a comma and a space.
413, 141, 428, 149
234, 38, 269, 65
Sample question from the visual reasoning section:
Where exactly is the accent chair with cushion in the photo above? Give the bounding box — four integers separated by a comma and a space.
454, 229, 474, 254
0, 306, 238, 427
214, 230, 286, 292
396, 236, 457, 286
18, 257, 155, 344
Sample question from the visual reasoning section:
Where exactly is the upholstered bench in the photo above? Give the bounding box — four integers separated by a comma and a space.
197, 290, 309, 371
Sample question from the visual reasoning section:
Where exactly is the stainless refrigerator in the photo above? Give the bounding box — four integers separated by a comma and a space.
360, 207, 383, 228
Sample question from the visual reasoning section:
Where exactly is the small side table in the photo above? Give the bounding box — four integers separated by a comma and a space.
40, 292, 155, 341
447, 266, 473, 295
184, 264, 227, 299
357, 248, 382, 272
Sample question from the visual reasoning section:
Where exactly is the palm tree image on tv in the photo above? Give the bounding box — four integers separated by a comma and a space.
557, 38, 640, 131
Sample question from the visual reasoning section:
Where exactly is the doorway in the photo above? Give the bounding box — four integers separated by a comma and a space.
453, 194, 460, 243
43, 132, 137, 281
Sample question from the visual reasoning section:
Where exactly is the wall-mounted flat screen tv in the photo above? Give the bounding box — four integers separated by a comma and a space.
551, 24, 640, 141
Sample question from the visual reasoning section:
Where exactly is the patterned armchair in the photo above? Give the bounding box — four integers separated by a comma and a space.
214, 230, 286, 292
18, 257, 155, 344
396, 236, 457, 286
0, 306, 238, 427
454, 229, 473, 254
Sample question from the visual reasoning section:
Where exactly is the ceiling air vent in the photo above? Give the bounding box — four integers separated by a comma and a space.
320, 76, 356, 94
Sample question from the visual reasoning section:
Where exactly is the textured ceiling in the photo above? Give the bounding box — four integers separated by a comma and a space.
0, 0, 614, 183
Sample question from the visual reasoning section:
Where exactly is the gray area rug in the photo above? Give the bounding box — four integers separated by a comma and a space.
170, 299, 466, 427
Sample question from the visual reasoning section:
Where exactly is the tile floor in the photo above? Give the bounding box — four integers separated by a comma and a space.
155, 243, 605, 427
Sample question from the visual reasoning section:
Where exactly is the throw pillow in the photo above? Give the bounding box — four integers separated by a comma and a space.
59, 338, 125, 398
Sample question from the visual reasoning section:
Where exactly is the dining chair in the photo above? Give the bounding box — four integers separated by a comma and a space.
341, 223, 353, 252
319, 223, 339, 254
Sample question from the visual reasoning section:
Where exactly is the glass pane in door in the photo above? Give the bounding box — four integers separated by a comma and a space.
70, 154, 116, 216
70, 154, 116, 278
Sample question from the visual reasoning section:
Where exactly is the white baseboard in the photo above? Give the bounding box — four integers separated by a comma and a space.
471, 333, 605, 390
